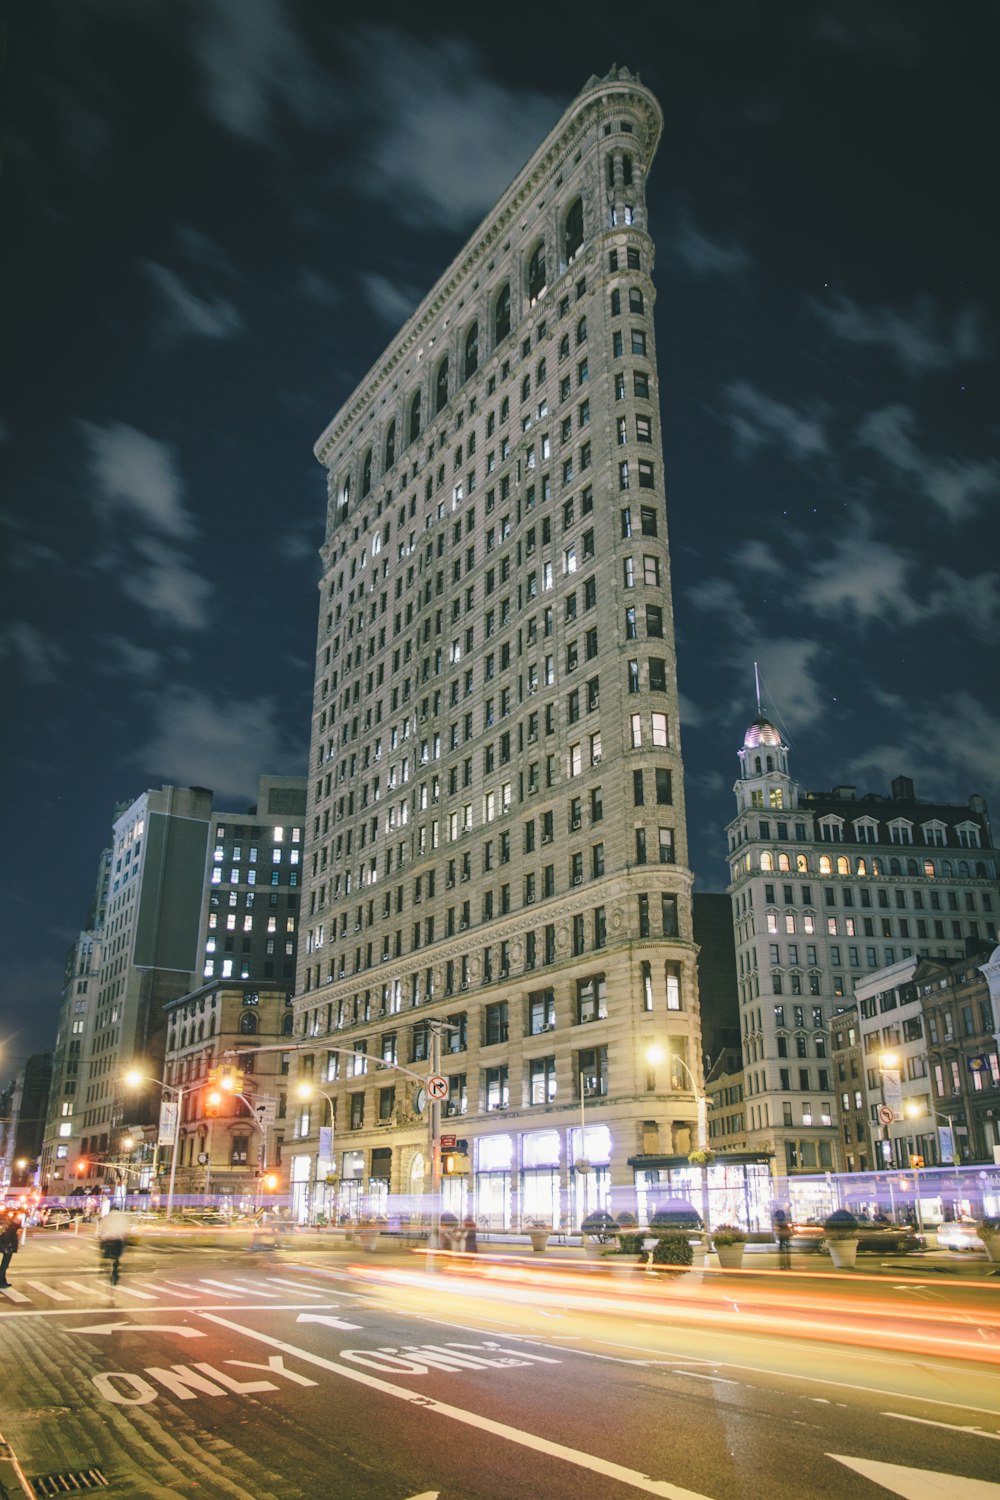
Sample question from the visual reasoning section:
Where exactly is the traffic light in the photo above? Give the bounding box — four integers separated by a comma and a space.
74, 1159, 89, 1177
205, 1087, 223, 1117
262, 1172, 279, 1193
219, 1065, 244, 1094
442, 1139, 470, 1174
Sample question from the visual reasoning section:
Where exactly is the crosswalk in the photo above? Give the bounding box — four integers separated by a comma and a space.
0, 1273, 335, 1309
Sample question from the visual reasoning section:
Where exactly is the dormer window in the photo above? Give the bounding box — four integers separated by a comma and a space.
854, 818, 878, 844
888, 820, 912, 846
819, 818, 843, 843
956, 822, 981, 849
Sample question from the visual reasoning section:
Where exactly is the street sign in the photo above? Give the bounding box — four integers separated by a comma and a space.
877, 1104, 894, 1126
255, 1097, 277, 1129
427, 1075, 450, 1101
440, 1134, 457, 1149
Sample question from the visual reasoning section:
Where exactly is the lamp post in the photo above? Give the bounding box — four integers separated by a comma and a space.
123, 1069, 188, 1219
877, 1051, 902, 1168
296, 1082, 337, 1221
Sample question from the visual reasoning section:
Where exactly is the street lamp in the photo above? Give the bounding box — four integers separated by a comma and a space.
296, 1082, 337, 1222
904, 1100, 956, 1164
877, 1051, 902, 1167
645, 1043, 711, 1238
123, 1069, 189, 1219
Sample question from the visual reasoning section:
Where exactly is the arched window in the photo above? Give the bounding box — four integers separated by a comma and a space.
629, 287, 644, 314
239, 1011, 258, 1035
872, 857, 882, 876
777, 853, 790, 871
796, 854, 809, 873
361, 447, 372, 497
564, 197, 583, 263
463, 321, 479, 381
889, 858, 902, 875
923, 859, 936, 877
408, 390, 421, 445
906, 858, 919, 876
435, 357, 449, 413
610, 289, 621, 316
622, 153, 633, 187
958, 860, 970, 877
339, 473, 350, 512
766, 755, 774, 771
282, 1012, 294, 1035
760, 852, 773, 871
975, 861, 987, 878
754, 756, 762, 773
942, 860, 953, 877
494, 282, 510, 344
819, 855, 832, 874
836, 856, 849, 875
527, 242, 546, 303
576, 316, 587, 345
385, 420, 396, 470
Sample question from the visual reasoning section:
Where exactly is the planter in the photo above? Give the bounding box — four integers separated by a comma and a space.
583, 1235, 608, 1258
356, 1229, 380, 1252
827, 1237, 859, 1269
527, 1230, 551, 1253
979, 1233, 1000, 1264
714, 1241, 746, 1270
605, 1256, 641, 1277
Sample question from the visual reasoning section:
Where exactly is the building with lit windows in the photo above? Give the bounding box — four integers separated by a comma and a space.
290, 68, 704, 1229
45, 776, 305, 1197
728, 711, 998, 1175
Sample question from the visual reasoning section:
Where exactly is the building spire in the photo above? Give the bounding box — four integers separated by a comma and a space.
754, 659, 762, 714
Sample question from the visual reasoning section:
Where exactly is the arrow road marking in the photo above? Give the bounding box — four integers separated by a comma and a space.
830, 1454, 1000, 1497
68, 1322, 205, 1339
297, 1312, 364, 1331
882, 1413, 1000, 1441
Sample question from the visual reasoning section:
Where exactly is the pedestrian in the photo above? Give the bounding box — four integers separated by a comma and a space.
462, 1215, 478, 1254
773, 1208, 792, 1270
0, 1211, 21, 1288
96, 1208, 133, 1285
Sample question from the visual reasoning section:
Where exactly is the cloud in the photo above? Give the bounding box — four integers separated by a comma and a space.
720, 380, 829, 463
82, 421, 194, 540
857, 404, 1000, 521
119, 537, 211, 631
133, 685, 301, 803
753, 638, 826, 731
349, 30, 561, 229
360, 272, 423, 328
174, 225, 241, 277
812, 292, 988, 375
801, 519, 921, 626
96, 635, 164, 679
671, 210, 751, 277
143, 262, 243, 348
730, 539, 785, 576
0, 621, 67, 683
848, 692, 1000, 805
297, 269, 342, 307
924, 567, 1000, 641
685, 576, 757, 638
189, 0, 331, 144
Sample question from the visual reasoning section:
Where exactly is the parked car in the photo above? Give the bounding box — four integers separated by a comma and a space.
935, 1219, 983, 1252
790, 1215, 922, 1254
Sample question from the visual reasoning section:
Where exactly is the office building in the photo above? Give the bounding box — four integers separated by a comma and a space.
728, 711, 998, 1174
291, 68, 703, 1228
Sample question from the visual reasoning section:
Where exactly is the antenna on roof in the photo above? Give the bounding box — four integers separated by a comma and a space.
754, 660, 762, 714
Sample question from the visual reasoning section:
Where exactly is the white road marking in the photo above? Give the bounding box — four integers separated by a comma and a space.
297, 1313, 364, 1331
199, 1278, 282, 1296
69, 1321, 204, 1339
0, 1285, 31, 1303
61, 1280, 105, 1298
25, 1281, 73, 1301
881, 1412, 1000, 1441
197, 1312, 716, 1499
669, 1373, 738, 1385
263, 1277, 327, 1296
108, 1282, 158, 1301
0, 1301, 347, 1319
829, 1453, 1000, 1497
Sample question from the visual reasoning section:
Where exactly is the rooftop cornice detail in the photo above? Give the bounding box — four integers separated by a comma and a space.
314, 73, 662, 468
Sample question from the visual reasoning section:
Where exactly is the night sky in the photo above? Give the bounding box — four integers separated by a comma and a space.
3, 2, 998, 1073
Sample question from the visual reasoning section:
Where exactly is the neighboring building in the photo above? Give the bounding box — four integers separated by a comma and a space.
728, 711, 998, 1175
705, 1044, 747, 1156
291, 69, 704, 1228
39, 850, 109, 1195
830, 1006, 871, 1173
693, 892, 739, 1070
47, 776, 305, 1198
1, 1054, 53, 1188
912, 945, 1000, 1166
156, 980, 295, 1205
854, 956, 925, 1171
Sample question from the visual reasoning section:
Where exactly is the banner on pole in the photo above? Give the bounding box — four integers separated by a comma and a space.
158, 1100, 178, 1147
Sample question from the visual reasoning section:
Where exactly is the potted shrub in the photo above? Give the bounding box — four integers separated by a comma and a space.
524, 1217, 552, 1253
357, 1215, 387, 1252
823, 1210, 860, 1269
649, 1231, 694, 1275
581, 1208, 617, 1256
602, 1229, 647, 1274
976, 1217, 1000, 1263
712, 1224, 747, 1270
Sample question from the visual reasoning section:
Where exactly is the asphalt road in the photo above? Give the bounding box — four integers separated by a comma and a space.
1, 1232, 999, 1499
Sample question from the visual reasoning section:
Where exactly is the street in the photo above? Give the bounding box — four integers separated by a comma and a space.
1, 1230, 999, 1499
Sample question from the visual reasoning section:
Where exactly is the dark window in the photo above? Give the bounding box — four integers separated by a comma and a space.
528, 242, 546, 302
464, 322, 479, 381
564, 197, 584, 263
494, 282, 511, 344
435, 358, 449, 413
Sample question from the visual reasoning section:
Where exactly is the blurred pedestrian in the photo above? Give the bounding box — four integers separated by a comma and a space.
0, 1211, 21, 1288
97, 1208, 133, 1285
773, 1208, 792, 1270
462, 1216, 478, 1253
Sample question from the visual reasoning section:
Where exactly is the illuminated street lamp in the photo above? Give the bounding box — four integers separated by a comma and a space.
123, 1068, 190, 1219
877, 1051, 902, 1166
645, 1043, 711, 1238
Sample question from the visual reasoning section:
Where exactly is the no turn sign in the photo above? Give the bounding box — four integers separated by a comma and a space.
877, 1104, 895, 1126
427, 1074, 450, 1101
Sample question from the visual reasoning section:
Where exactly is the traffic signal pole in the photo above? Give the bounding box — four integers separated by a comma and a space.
429, 1023, 442, 1254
